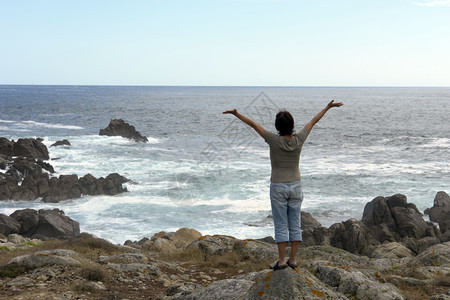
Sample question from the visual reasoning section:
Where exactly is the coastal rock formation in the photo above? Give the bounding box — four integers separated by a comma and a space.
2, 226, 450, 299
9, 208, 80, 240
0, 137, 129, 202
50, 139, 71, 147
0, 137, 49, 160
425, 191, 450, 241
99, 119, 148, 142
302, 193, 445, 258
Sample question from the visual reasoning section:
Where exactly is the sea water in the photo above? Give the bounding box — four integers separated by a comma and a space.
0, 86, 449, 244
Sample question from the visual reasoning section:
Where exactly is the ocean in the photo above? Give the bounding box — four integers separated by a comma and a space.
0, 85, 449, 244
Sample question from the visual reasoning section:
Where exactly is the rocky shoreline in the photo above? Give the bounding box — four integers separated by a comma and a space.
0, 119, 145, 203
1, 121, 449, 299
1, 191, 449, 299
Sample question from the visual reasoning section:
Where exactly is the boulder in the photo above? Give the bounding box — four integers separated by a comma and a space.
50, 139, 71, 147
13, 138, 49, 160
233, 239, 278, 261
362, 194, 440, 251
301, 211, 322, 230
244, 267, 348, 299
99, 119, 148, 142
0, 214, 21, 236
0, 137, 15, 156
8, 249, 81, 267
171, 228, 202, 249
425, 191, 450, 229
329, 218, 379, 256
371, 242, 413, 259
10, 208, 80, 240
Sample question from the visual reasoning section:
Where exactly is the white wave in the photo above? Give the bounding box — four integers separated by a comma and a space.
21, 120, 83, 130
0, 119, 83, 130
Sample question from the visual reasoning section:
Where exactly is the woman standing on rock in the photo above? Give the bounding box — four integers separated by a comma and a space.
223, 100, 343, 270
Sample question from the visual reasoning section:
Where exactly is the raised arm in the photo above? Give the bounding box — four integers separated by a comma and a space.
305, 100, 344, 132
222, 109, 265, 138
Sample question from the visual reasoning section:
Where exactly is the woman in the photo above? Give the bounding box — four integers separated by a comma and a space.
223, 100, 343, 270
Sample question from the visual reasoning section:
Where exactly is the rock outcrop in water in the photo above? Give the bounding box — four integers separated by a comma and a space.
0, 137, 129, 202
99, 119, 148, 142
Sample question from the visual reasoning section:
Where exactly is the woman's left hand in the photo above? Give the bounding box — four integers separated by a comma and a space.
222, 109, 238, 115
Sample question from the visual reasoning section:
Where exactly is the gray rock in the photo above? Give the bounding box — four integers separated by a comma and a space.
371, 242, 413, 259
411, 241, 450, 266
178, 278, 255, 300
362, 194, 440, 252
99, 119, 148, 142
14, 138, 49, 160
10, 208, 80, 240
356, 282, 404, 300
106, 262, 159, 275
8, 249, 81, 267
7, 233, 29, 244
233, 239, 278, 261
50, 140, 71, 147
0, 214, 21, 236
98, 253, 148, 264
245, 267, 348, 299
187, 235, 237, 256
329, 218, 379, 256
425, 191, 450, 224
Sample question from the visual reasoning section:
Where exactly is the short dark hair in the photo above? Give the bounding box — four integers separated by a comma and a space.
275, 110, 294, 136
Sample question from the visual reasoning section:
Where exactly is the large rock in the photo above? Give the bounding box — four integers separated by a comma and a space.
371, 242, 413, 259
99, 119, 148, 142
8, 249, 81, 267
0, 137, 15, 156
425, 191, 450, 232
362, 194, 441, 252
244, 268, 348, 299
0, 214, 21, 236
13, 138, 49, 160
313, 263, 404, 299
10, 208, 80, 240
329, 218, 379, 256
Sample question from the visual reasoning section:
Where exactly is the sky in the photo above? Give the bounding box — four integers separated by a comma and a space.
1, 0, 450, 86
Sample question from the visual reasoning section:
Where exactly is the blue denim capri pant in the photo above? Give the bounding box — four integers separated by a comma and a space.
270, 181, 303, 243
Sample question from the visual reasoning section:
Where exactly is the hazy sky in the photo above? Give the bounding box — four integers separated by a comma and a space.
1, 0, 450, 86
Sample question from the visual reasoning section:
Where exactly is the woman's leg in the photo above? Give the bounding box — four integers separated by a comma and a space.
270, 183, 289, 265
287, 182, 303, 265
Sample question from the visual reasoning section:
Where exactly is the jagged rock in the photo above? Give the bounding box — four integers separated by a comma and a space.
301, 211, 322, 230
177, 277, 256, 300
10, 208, 80, 240
99, 119, 148, 142
171, 228, 202, 249
50, 139, 71, 147
312, 262, 403, 298
0, 214, 21, 236
362, 194, 440, 252
244, 268, 348, 299
410, 241, 450, 266
187, 235, 238, 256
329, 218, 379, 256
371, 242, 413, 259
0, 137, 15, 156
8, 249, 81, 267
98, 253, 148, 264
106, 263, 159, 274
233, 239, 278, 261
13, 138, 49, 160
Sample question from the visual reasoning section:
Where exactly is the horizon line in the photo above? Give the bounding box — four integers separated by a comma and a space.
1, 84, 450, 88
